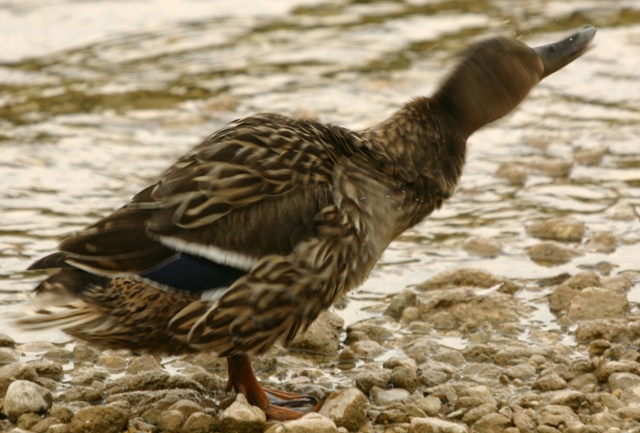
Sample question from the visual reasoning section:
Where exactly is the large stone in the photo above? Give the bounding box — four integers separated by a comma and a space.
567, 288, 628, 320
3, 380, 53, 422
319, 388, 367, 431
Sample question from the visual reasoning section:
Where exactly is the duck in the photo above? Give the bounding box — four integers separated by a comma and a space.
21, 25, 596, 420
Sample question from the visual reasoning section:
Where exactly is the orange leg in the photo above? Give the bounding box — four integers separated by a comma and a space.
226, 354, 320, 420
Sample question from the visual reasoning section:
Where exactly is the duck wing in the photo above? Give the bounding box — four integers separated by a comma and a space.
29, 113, 354, 292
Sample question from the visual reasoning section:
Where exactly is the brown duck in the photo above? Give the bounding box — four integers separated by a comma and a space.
22, 25, 596, 419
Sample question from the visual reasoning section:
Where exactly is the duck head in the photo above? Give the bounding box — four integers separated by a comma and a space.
432, 25, 596, 138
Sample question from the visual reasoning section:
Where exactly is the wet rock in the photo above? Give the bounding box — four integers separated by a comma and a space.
526, 217, 585, 242
460, 402, 497, 425
416, 268, 503, 291
219, 394, 266, 433
513, 411, 535, 433
68, 405, 129, 433
606, 200, 638, 221
401, 306, 421, 323
318, 388, 367, 432
371, 387, 411, 406
375, 408, 410, 425
418, 288, 526, 330
536, 404, 581, 429
48, 405, 74, 423
433, 349, 465, 366
417, 396, 442, 417
349, 340, 384, 359
181, 412, 218, 433
547, 389, 587, 409
504, 363, 536, 381
346, 319, 394, 344
574, 319, 632, 343
169, 399, 204, 418
524, 158, 573, 178
533, 372, 567, 391
590, 411, 623, 430
73, 344, 100, 363
158, 409, 185, 433
0, 333, 16, 348
29, 361, 63, 380
0, 363, 38, 397
290, 311, 344, 355
31, 416, 63, 433
3, 380, 53, 422
391, 366, 419, 393
462, 344, 497, 363
462, 236, 503, 258
354, 369, 390, 394
548, 271, 601, 313
471, 412, 511, 433
107, 371, 171, 394
566, 288, 628, 319
43, 348, 73, 362
418, 361, 457, 387
128, 354, 163, 374
16, 412, 42, 430
574, 144, 607, 166
529, 241, 580, 264
385, 290, 417, 318
97, 354, 128, 371
60, 384, 104, 403
265, 413, 338, 433
409, 417, 467, 433
608, 372, 640, 392
495, 162, 528, 186
0, 347, 20, 363
584, 231, 617, 253
129, 417, 158, 432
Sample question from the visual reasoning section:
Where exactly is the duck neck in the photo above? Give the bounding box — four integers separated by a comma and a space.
369, 97, 468, 201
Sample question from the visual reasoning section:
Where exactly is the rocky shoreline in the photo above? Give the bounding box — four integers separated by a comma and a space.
2, 235, 640, 433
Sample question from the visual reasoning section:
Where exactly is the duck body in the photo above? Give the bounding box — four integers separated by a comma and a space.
22, 26, 596, 419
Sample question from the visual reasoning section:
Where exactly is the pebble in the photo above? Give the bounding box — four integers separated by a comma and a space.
182, 412, 219, 433
349, 340, 384, 359
265, 413, 338, 433
3, 380, 53, 422
158, 409, 185, 433
219, 393, 266, 433
128, 354, 163, 374
409, 417, 468, 433
289, 311, 344, 355
385, 290, 417, 318
354, 368, 390, 393
390, 366, 419, 393
318, 388, 367, 432
371, 387, 411, 406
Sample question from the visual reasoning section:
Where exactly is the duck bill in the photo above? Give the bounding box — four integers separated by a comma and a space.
533, 25, 596, 79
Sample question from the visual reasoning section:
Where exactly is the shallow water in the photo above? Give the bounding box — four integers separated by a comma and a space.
1, 0, 639, 354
